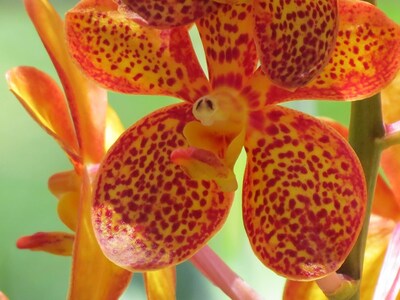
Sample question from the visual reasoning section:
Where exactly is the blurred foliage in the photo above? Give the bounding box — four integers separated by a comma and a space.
0, 1, 399, 299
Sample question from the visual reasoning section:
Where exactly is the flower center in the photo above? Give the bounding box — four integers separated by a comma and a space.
192, 90, 248, 135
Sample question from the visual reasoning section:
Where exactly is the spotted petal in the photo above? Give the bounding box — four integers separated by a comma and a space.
243, 106, 366, 279
196, 3, 258, 89
65, 0, 210, 102
16, 232, 74, 256
26, 0, 107, 164
6, 67, 79, 163
92, 104, 233, 270
283, 215, 395, 299
114, 0, 222, 28
253, 0, 338, 89
320, 118, 400, 221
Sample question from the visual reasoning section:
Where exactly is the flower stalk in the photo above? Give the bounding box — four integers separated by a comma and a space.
190, 246, 263, 300
338, 92, 385, 299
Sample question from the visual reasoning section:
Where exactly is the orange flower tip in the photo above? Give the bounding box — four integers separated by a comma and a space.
0, 292, 9, 300
317, 273, 359, 299
171, 147, 238, 192
16, 232, 74, 256
48, 171, 80, 197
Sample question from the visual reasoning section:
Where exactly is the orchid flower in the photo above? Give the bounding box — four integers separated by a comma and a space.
113, 0, 339, 90
283, 103, 400, 299
7, 1, 258, 299
65, 0, 400, 285
7, 0, 134, 298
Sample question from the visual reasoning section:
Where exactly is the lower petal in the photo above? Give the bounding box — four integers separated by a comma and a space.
243, 106, 366, 280
283, 215, 395, 299
92, 104, 233, 270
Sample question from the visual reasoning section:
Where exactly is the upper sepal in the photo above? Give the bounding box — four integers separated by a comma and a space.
92, 104, 233, 270
196, 3, 258, 89
243, 106, 366, 280
65, 0, 210, 102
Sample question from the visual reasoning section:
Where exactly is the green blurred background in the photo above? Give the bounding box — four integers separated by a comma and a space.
1, 0, 399, 299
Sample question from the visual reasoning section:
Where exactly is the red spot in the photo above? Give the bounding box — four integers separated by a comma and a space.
166, 78, 176, 86
266, 124, 279, 135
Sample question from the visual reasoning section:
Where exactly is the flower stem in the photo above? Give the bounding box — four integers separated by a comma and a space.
190, 246, 263, 300
337, 94, 385, 299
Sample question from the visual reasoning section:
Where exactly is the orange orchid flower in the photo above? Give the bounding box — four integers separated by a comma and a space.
65, 0, 400, 284
7, 1, 261, 299
113, 0, 339, 90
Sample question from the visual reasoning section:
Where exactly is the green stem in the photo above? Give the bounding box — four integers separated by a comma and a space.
337, 94, 384, 299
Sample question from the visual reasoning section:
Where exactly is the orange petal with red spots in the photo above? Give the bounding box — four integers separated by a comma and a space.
248, 0, 400, 104
25, 0, 107, 164
319, 119, 400, 221
196, 3, 257, 89
16, 232, 74, 256
243, 106, 366, 280
144, 267, 176, 300
92, 104, 233, 270
253, 0, 338, 89
69, 169, 132, 299
115, 0, 222, 28
6, 67, 79, 163
284, 215, 395, 299
65, 0, 210, 102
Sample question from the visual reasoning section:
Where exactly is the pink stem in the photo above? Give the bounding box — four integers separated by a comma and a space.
190, 246, 263, 300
